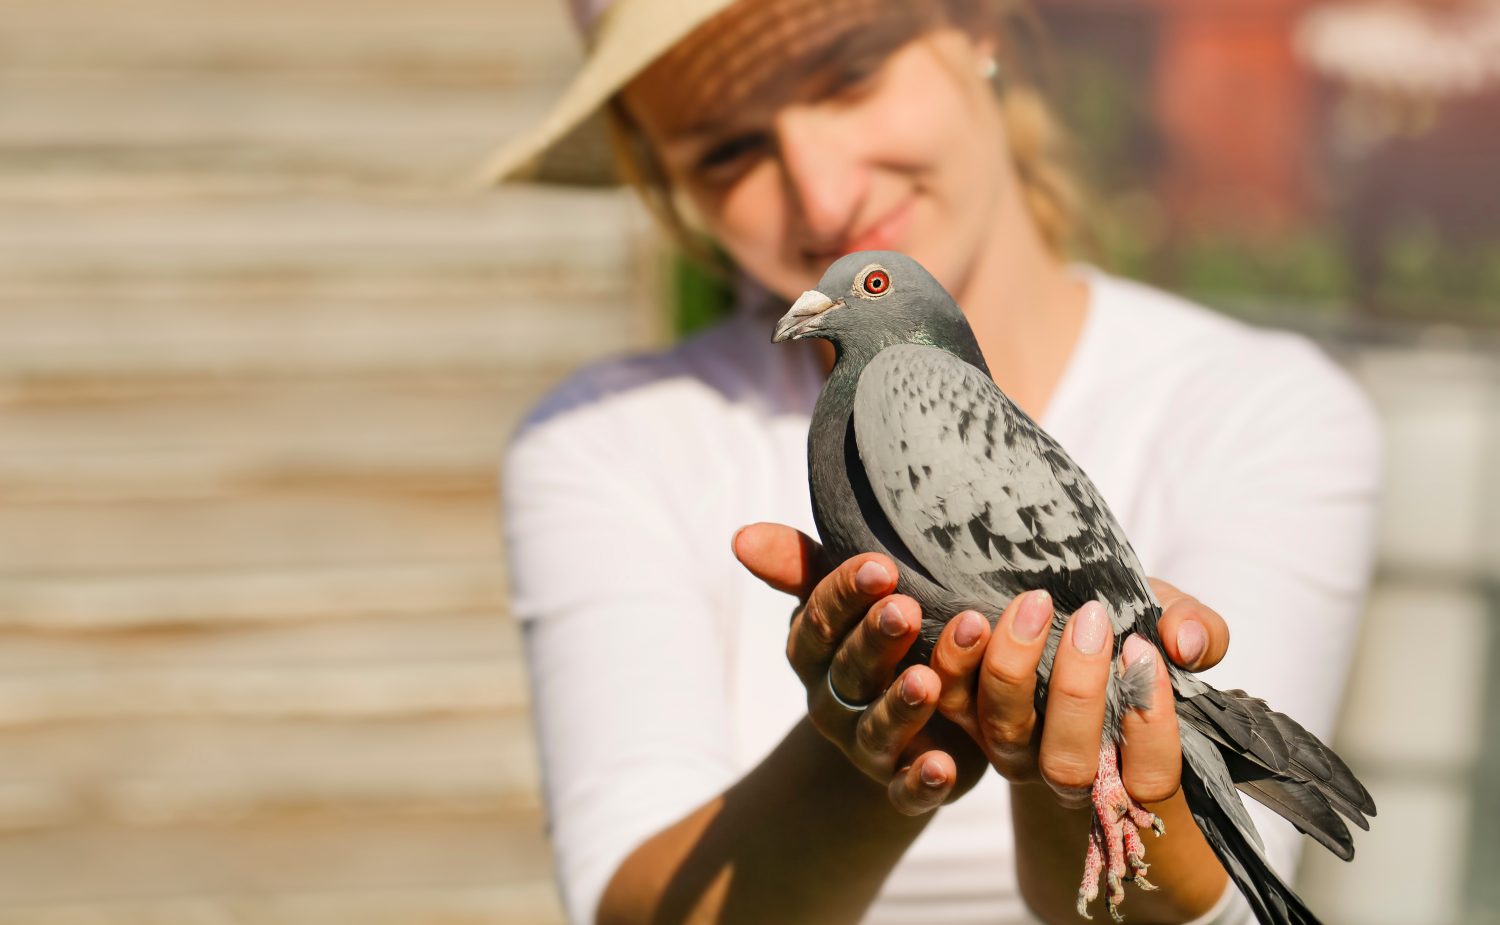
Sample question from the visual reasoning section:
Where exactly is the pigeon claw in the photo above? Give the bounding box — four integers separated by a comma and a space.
1075, 740, 1164, 922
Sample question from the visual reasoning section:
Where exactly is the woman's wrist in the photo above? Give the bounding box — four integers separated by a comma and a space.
598, 716, 934, 925
1010, 780, 1228, 925
775, 715, 937, 838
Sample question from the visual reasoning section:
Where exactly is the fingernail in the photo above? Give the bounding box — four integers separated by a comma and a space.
855, 560, 891, 594
954, 611, 984, 648
1177, 620, 1207, 668
901, 672, 925, 706
730, 525, 747, 556
1121, 633, 1155, 669
920, 760, 945, 787
1011, 590, 1051, 642
880, 602, 909, 637
1072, 601, 1109, 655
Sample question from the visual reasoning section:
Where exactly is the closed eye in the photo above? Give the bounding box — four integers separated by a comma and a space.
696, 131, 769, 177
821, 53, 881, 99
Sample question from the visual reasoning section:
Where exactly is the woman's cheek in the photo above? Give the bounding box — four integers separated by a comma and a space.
707, 170, 810, 295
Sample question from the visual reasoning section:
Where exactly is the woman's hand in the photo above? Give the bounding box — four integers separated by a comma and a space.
929, 579, 1231, 807
732, 522, 990, 816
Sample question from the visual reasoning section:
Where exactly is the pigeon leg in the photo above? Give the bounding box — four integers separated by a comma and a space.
1076, 817, 1106, 919
1075, 740, 1164, 922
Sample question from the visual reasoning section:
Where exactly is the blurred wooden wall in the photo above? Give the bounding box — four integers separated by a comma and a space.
7, 3, 1496, 925
0, 1, 660, 921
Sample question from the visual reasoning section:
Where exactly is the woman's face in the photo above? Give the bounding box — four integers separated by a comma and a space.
620, 0, 1018, 302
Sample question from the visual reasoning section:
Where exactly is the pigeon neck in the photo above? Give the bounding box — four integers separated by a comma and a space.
828, 321, 993, 384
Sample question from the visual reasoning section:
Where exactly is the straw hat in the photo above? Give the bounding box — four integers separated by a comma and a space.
478, 0, 739, 186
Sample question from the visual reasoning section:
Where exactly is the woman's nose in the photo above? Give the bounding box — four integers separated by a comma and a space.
774, 106, 868, 245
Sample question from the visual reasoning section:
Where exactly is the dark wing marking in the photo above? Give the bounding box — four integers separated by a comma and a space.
852, 343, 1155, 629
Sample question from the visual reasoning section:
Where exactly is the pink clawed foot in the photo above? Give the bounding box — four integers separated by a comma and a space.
1075, 740, 1164, 922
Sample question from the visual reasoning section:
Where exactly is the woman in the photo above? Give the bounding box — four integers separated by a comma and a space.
497, 0, 1382, 923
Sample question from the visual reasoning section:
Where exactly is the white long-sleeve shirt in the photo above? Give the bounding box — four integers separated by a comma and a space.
503, 268, 1382, 925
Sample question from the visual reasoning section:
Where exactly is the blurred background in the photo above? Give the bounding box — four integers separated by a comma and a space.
0, 0, 1495, 923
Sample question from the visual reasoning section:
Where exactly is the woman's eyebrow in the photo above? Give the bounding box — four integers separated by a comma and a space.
671, 118, 734, 142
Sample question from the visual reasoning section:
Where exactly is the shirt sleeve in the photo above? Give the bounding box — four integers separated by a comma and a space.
1151, 336, 1383, 923
502, 374, 739, 925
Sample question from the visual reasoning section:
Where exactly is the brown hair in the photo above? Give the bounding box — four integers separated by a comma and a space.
607, 0, 1083, 268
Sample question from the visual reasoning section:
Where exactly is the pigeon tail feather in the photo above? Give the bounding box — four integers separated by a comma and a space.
1180, 686, 1375, 854
1180, 729, 1325, 925
1236, 777, 1354, 861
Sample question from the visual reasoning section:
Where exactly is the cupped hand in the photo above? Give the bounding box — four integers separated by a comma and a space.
732, 522, 990, 816
928, 579, 1231, 809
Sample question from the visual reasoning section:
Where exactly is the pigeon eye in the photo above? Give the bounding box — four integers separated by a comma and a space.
862, 269, 890, 296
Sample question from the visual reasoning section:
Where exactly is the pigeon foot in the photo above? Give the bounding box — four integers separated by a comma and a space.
1075, 740, 1163, 922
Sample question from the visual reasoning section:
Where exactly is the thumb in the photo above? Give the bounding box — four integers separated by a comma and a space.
732, 522, 826, 598
1148, 578, 1230, 671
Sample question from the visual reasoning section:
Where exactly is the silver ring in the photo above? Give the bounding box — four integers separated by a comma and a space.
825, 670, 872, 713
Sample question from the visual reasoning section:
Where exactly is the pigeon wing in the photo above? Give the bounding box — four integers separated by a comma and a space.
851, 343, 1155, 628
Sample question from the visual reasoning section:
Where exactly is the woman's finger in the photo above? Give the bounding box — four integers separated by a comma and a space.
930, 609, 991, 727
1037, 601, 1113, 807
826, 594, 921, 705
975, 590, 1053, 768
846, 665, 939, 770
785, 553, 898, 688
888, 749, 957, 816
733, 522, 825, 597
1116, 634, 1182, 804
1148, 578, 1230, 671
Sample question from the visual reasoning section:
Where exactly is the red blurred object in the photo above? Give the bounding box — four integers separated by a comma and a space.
1041, 0, 1500, 251
1043, 0, 1321, 236
1151, 0, 1318, 234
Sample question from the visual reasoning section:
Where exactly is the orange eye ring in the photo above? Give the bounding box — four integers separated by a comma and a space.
863, 269, 890, 295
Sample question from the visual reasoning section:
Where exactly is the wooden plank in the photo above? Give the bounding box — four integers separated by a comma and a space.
0, 191, 645, 274
0, 562, 510, 631
0, 715, 532, 791
1, 0, 571, 31
0, 492, 504, 574
0, 658, 526, 727
0, 611, 520, 670
0, 814, 554, 907
0, 883, 565, 925
0, 298, 643, 384
0, 375, 539, 458
0, 715, 544, 827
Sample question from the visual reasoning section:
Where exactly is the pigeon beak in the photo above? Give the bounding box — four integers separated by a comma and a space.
773, 290, 840, 343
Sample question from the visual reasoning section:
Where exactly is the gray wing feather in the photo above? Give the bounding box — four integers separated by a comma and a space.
852, 344, 1155, 628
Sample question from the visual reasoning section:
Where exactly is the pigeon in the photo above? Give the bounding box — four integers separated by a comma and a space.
771, 251, 1374, 924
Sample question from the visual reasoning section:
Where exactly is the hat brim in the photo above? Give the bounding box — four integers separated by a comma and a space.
487, 108, 619, 187
475, 0, 739, 188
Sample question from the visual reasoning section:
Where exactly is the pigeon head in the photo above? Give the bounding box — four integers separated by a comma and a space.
772, 251, 986, 369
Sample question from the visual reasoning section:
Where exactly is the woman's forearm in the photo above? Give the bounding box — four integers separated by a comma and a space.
597, 716, 933, 925
1011, 781, 1227, 924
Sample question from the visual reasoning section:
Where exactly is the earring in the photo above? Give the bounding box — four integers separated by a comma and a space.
980, 57, 1000, 81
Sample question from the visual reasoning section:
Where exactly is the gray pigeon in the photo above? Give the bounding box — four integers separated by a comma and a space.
772, 251, 1374, 925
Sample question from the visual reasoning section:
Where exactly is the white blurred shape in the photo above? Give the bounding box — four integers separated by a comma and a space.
1300, 776, 1472, 925
1297, 0, 1500, 97
1352, 346, 1493, 576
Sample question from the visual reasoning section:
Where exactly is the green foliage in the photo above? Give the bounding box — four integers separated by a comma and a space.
1086, 189, 1500, 326
1051, 49, 1153, 195
1376, 226, 1500, 322
671, 250, 734, 338
1172, 231, 1352, 307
